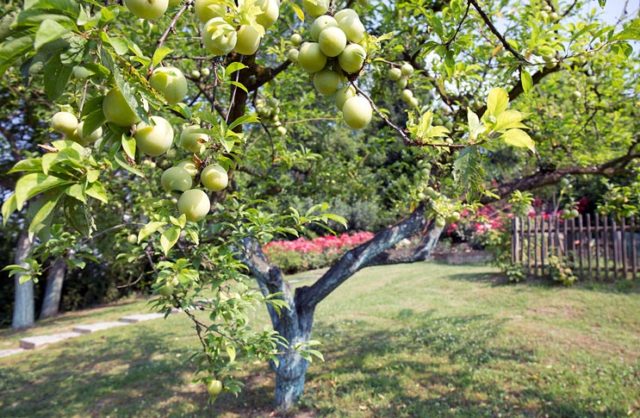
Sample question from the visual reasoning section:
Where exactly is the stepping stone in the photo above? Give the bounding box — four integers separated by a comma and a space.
119, 313, 165, 323
73, 321, 130, 334
0, 348, 26, 358
19, 332, 82, 350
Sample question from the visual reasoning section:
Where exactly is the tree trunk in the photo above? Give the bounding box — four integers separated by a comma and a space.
273, 307, 314, 410
40, 257, 67, 319
12, 231, 34, 329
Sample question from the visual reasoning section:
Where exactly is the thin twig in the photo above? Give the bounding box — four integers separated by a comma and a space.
148, 0, 194, 77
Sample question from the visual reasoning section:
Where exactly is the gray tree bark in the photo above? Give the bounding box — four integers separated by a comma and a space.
240, 205, 442, 410
40, 257, 67, 319
12, 231, 35, 329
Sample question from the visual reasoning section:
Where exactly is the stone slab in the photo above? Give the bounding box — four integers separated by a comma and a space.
73, 321, 130, 334
20, 332, 82, 350
119, 313, 165, 323
0, 348, 26, 358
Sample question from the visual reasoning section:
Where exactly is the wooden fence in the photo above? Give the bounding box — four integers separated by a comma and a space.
512, 214, 639, 280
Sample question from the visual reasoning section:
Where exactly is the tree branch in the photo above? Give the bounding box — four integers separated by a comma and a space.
467, 0, 529, 63
296, 204, 429, 308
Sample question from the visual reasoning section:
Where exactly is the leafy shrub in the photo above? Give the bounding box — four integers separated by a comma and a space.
264, 232, 374, 273
547, 256, 577, 286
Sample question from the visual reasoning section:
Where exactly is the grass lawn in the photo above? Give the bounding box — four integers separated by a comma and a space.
1, 262, 639, 417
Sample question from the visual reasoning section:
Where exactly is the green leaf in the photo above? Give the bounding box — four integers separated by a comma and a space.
8, 158, 42, 174
226, 61, 247, 75
228, 113, 258, 131
290, 3, 304, 21
152, 46, 172, 67
493, 110, 527, 132
228, 80, 248, 93
14, 173, 72, 210
121, 134, 136, 160
43, 55, 73, 100
226, 344, 236, 362
614, 18, 640, 41
28, 193, 61, 234
486, 87, 509, 116
160, 226, 181, 256
1, 194, 17, 224
467, 108, 485, 141
114, 153, 145, 177
502, 129, 535, 152
65, 183, 86, 203
521, 69, 533, 94
85, 182, 108, 203
138, 221, 166, 243
34, 19, 69, 50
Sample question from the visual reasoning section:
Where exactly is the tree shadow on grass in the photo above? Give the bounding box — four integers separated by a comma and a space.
301, 311, 631, 418
0, 311, 634, 418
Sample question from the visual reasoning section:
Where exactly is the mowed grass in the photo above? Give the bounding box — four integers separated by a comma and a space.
1, 262, 639, 417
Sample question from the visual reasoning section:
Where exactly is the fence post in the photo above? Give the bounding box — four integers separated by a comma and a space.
586, 213, 593, 280
595, 213, 601, 281
621, 218, 628, 279
512, 217, 518, 264
578, 215, 584, 278
611, 218, 619, 281
534, 216, 539, 277
526, 216, 532, 276
631, 216, 637, 280
603, 216, 609, 281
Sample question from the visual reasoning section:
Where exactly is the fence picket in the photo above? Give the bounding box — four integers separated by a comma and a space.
595, 213, 601, 281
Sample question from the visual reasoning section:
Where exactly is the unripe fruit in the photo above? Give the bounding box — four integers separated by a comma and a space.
310, 16, 338, 41
201, 68, 211, 77
319, 26, 347, 57
408, 97, 419, 108
127, 234, 137, 244
168, 0, 181, 6
342, 96, 372, 130
302, 0, 329, 17
435, 217, 446, 228
277, 126, 287, 135
124, 0, 168, 20
287, 48, 299, 62
103, 89, 140, 127
191, 70, 201, 78
313, 70, 341, 96
234, 25, 262, 55
135, 116, 174, 157
74, 122, 103, 145
158, 284, 174, 297
338, 43, 366, 73
396, 77, 408, 89
207, 380, 223, 397
149, 66, 188, 105
180, 125, 209, 154
335, 10, 365, 43
256, 0, 279, 29
388, 67, 402, 81
291, 33, 303, 46
161, 166, 193, 192
195, 0, 226, 23
203, 17, 237, 56
335, 85, 356, 109
200, 164, 228, 192
177, 160, 199, 177
51, 112, 78, 136
401, 62, 414, 76
178, 189, 211, 221
401, 89, 413, 103
298, 42, 327, 73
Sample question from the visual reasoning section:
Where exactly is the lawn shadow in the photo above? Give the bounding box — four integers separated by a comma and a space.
300, 311, 629, 417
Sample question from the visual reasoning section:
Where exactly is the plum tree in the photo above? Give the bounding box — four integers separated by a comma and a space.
1, 0, 637, 414
134, 116, 174, 157
103, 88, 140, 127
178, 189, 211, 221
149, 66, 188, 105
200, 164, 229, 192
124, 0, 168, 20
161, 167, 193, 192
342, 95, 373, 129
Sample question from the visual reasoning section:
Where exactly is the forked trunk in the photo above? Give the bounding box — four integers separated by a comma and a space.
273, 307, 314, 410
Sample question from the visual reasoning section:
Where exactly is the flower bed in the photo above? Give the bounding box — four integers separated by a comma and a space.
263, 232, 375, 274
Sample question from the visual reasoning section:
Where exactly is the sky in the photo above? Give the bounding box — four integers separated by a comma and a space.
601, 1, 639, 25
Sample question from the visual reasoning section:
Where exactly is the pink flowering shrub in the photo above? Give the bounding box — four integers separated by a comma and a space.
444, 205, 507, 248
264, 232, 375, 273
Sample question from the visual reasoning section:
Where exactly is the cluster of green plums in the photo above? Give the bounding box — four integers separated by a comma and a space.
256, 97, 287, 136
287, 3, 373, 130
50, 111, 104, 146
387, 62, 419, 108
